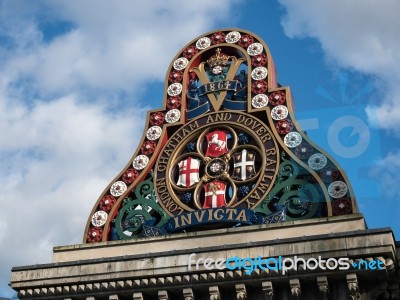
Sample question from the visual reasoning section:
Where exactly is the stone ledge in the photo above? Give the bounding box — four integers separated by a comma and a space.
52, 214, 367, 263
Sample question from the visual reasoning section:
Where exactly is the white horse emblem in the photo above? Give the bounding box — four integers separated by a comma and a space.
208, 133, 226, 151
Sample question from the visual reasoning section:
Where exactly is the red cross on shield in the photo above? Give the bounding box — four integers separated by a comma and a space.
203, 180, 227, 208
177, 157, 200, 188
205, 130, 228, 157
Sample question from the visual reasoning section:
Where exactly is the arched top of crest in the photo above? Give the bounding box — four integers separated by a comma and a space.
83, 29, 358, 243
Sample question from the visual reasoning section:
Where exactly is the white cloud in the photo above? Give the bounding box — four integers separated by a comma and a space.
0, 0, 241, 296
278, 0, 400, 133
369, 150, 400, 198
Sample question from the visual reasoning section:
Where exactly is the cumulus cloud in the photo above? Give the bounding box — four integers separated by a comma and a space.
0, 0, 241, 296
278, 0, 400, 133
278, 0, 400, 205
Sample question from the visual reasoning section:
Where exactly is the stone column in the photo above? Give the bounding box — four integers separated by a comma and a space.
289, 278, 301, 299
209, 286, 221, 300
158, 290, 169, 300
236, 283, 247, 300
133, 292, 144, 300
183, 288, 195, 300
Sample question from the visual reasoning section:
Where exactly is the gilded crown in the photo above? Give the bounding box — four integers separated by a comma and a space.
207, 48, 230, 68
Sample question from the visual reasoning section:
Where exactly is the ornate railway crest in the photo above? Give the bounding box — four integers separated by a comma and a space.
83, 29, 358, 243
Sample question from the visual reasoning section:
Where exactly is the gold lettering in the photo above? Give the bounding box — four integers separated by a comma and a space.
174, 217, 180, 228
194, 210, 206, 223
181, 214, 192, 226
189, 121, 199, 131
237, 115, 246, 123
214, 209, 224, 221
208, 209, 213, 221
255, 127, 266, 136
265, 148, 277, 156
235, 210, 247, 222
260, 133, 272, 142
182, 128, 191, 137
206, 115, 215, 124
266, 158, 276, 167
226, 208, 237, 220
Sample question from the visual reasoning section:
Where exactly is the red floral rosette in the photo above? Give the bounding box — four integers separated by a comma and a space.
210, 31, 226, 44
332, 198, 352, 215
149, 112, 165, 126
295, 143, 313, 160
87, 227, 103, 243
238, 35, 254, 48
320, 167, 340, 183
269, 91, 286, 106
251, 54, 267, 67
99, 195, 117, 212
169, 70, 183, 83
122, 168, 139, 184
141, 140, 157, 156
251, 80, 268, 94
167, 96, 181, 109
276, 119, 294, 135
183, 45, 198, 59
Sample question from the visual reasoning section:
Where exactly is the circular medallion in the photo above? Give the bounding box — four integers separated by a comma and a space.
91, 210, 108, 227
251, 80, 268, 94
328, 181, 348, 198
133, 155, 149, 170
110, 180, 127, 197
251, 54, 267, 67
271, 105, 288, 120
269, 91, 286, 106
167, 83, 182, 96
196, 37, 211, 49
146, 126, 162, 140
251, 94, 268, 108
320, 167, 339, 183
141, 140, 157, 156
247, 43, 264, 56
183, 46, 198, 59
99, 195, 116, 212
308, 153, 328, 170
173, 57, 189, 70
284, 132, 302, 148
295, 143, 313, 159
206, 158, 228, 178
87, 227, 103, 243
122, 168, 139, 184
225, 31, 241, 43
169, 70, 183, 83
332, 198, 352, 215
211, 31, 226, 44
251, 67, 268, 80
154, 112, 279, 217
238, 35, 254, 48
149, 112, 165, 126
165, 109, 181, 123
276, 119, 293, 135
167, 96, 181, 109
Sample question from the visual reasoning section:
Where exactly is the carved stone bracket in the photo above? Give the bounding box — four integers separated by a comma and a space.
133, 292, 144, 300
289, 278, 301, 299
262, 281, 274, 300
236, 283, 247, 300
210, 286, 221, 300
183, 288, 195, 300
158, 290, 169, 300
346, 273, 360, 300
317, 276, 329, 299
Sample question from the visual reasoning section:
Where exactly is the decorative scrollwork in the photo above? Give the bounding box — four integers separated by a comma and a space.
112, 171, 170, 240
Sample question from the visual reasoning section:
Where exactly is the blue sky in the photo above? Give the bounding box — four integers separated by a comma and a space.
1, 0, 400, 297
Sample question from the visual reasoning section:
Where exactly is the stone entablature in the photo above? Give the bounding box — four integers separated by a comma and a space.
10, 216, 399, 299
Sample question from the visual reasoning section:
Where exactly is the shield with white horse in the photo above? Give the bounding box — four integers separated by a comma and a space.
205, 130, 228, 157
